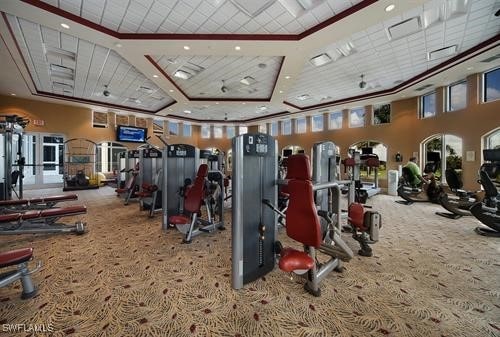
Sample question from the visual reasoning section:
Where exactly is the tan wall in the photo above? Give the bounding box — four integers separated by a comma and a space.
263, 74, 500, 190
1, 72, 499, 189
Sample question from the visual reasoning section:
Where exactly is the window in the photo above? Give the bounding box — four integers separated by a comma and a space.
483, 68, 500, 102
226, 126, 235, 139
153, 120, 164, 135
269, 122, 278, 136
328, 111, 342, 129
96, 142, 126, 172
420, 92, 436, 118
311, 114, 323, 132
92, 111, 108, 128
168, 121, 179, 136
295, 117, 306, 134
349, 107, 365, 128
183, 124, 192, 137
373, 104, 391, 125
201, 125, 211, 138
213, 125, 223, 138
447, 80, 467, 111
239, 126, 248, 135
281, 119, 292, 135
258, 124, 267, 133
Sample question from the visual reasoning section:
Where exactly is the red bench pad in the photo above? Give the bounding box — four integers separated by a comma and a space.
0, 213, 22, 222
0, 248, 33, 268
30, 194, 78, 203
40, 206, 87, 217
0, 199, 29, 206
279, 248, 314, 273
22, 210, 41, 220
169, 215, 191, 225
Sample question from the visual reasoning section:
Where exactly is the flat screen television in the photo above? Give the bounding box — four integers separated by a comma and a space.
282, 149, 293, 157
361, 147, 373, 155
116, 125, 147, 143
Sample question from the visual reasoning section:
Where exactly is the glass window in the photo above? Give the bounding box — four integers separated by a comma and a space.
213, 125, 223, 138
226, 126, 235, 139
295, 117, 306, 133
447, 80, 467, 111
373, 104, 391, 125
484, 68, 500, 102
258, 124, 267, 133
201, 125, 211, 138
153, 120, 164, 134
311, 114, 323, 132
349, 107, 365, 128
168, 121, 179, 136
421, 92, 436, 118
269, 122, 278, 136
328, 111, 342, 129
183, 124, 192, 137
239, 126, 248, 135
281, 119, 292, 135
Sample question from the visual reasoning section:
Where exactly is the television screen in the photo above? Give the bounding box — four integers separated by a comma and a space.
427, 151, 441, 163
483, 149, 500, 162
361, 147, 373, 155
117, 125, 147, 143
283, 149, 293, 157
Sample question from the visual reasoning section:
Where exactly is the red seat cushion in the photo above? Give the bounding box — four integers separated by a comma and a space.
0, 199, 28, 206
279, 248, 314, 272
169, 215, 190, 225
0, 213, 22, 222
0, 248, 33, 268
197, 164, 208, 178
286, 155, 311, 181
40, 206, 87, 217
136, 192, 152, 198
348, 203, 365, 230
115, 188, 127, 193
39, 194, 78, 202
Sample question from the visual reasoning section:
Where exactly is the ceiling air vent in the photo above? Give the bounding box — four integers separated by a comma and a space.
138, 86, 154, 94
43, 45, 76, 61
52, 81, 73, 90
387, 17, 421, 41
240, 76, 257, 86
415, 84, 433, 91
309, 53, 332, 67
428, 45, 457, 60
50, 64, 74, 80
173, 62, 205, 80
230, 0, 275, 17
481, 54, 500, 63
278, 0, 325, 18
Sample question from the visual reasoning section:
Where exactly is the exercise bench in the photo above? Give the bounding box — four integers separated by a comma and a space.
0, 248, 41, 299
0, 206, 87, 235
0, 194, 78, 213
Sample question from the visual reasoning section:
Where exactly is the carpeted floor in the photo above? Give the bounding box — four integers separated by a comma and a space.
0, 187, 499, 337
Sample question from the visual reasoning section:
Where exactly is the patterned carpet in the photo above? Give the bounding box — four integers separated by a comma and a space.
0, 187, 499, 337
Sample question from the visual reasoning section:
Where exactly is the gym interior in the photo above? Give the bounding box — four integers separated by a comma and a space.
0, 0, 499, 336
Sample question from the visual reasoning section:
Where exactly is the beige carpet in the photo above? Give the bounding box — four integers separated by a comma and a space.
0, 188, 499, 337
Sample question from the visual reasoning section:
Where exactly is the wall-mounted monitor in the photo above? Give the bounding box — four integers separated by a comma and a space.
483, 149, 500, 162
361, 147, 373, 155
116, 125, 147, 143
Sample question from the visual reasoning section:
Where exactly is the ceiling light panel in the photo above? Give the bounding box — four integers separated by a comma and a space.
428, 45, 457, 60
150, 54, 283, 99
6, 14, 174, 112
309, 53, 332, 67
388, 17, 422, 40
37, 0, 361, 35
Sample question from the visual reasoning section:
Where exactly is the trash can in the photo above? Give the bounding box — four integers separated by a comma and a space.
388, 170, 399, 196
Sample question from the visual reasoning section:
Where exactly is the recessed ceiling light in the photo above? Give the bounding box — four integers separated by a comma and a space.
279, 90, 284, 94
184, 110, 191, 114
285, 75, 291, 79
114, 42, 122, 48
153, 74, 159, 78
10, 93, 16, 96
309, 53, 333, 67
60, 23, 70, 29
467, 66, 474, 70
215, 102, 219, 105
169, 89, 174, 92
385, 4, 395, 12
242, 102, 246, 105
235, 46, 241, 51
183, 45, 190, 50
173, 70, 192, 80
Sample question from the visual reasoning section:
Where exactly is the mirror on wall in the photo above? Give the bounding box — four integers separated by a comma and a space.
349, 140, 387, 179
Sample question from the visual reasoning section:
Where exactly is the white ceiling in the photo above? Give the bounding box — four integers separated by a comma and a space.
39, 0, 363, 34
0, 0, 499, 123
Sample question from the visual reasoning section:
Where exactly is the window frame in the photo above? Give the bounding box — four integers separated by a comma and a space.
311, 114, 324, 132
328, 111, 343, 130
226, 126, 235, 139
269, 122, 278, 136
213, 125, 223, 139
295, 117, 307, 134
349, 107, 366, 128
168, 121, 179, 136
201, 124, 211, 139
182, 123, 192, 137
447, 79, 467, 112
420, 91, 437, 119
372, 103, 391, 125
483, 67, 500, 103
281, 119, 292, 136
238, 126, 248, 135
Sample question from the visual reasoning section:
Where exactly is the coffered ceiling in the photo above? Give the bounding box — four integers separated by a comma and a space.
0, 0, 498, 124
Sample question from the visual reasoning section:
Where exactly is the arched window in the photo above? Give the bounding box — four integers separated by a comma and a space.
421, 134, 463, 183
349, 140, 388, 179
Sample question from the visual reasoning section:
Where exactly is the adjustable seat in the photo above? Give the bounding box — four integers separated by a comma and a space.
0, 247, 41, 299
